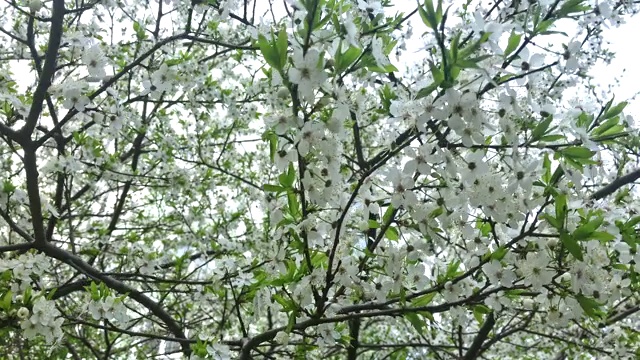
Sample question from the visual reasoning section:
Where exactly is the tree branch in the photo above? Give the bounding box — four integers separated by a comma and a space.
590, 168, 640, 200
19, 0, 65, 138
462, 312, 495, 360
37, 242, 191, 356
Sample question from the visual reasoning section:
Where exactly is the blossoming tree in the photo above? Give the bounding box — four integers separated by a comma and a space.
0, 0, 639, 358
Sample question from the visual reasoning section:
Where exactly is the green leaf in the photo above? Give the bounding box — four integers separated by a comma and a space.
575, 294, 603, 319
490, 246, 508, 261
560, 231, 583, 261
560, 146, 595, 159
477, 220, 492, 237
311, 251, 328, 268
458, 32, 490, 60
603, 101, 627, 120
262, 130, 277, 160
88, 281, 101, 301
368, 219, 380, 229
555, 193, 567, 228
504, 289, 528, 298
536, 19, 555, 34
625, 216, 640, 228
449, 32, 461, 63
474, 304, 491, 314
614, 188, 630, 204
418, 0, 439, 30
335, 46, 362, 73
504, 31, 522, 57
385, 227, 399, 241
379, 84, 398, 112
278, 163, 296, 188
257, 35, 281, 69
590, 231, 615, 242
421, 311, 435, 322
445, 260, 461, 279
416, 82, 439, 99
429, 62, 445, 84
411, 293, 436, 307
367, 63, 399, 73
473, 304, 491, 324
542, 153, 551, 184
263, 184, 284, 193
576, 111, 594, 129
287, 190, 300, 219
456, 55, 492, 69
273, 293, 297, 311
2, 180, 15, 193
573, 216, 604, 240
269, 133, 278, 163
556, 0, 591, 18
531, 115, 553, 142
429, 206, 444, 218
435, 0, 444, 25
449, 65, 461, 81
548, 165, 565, 189
276, 28, 288, 69
596, 124, 625, 138
405, 313, 425, 335
23, 287, 32, 304
133, 21, 146, 40
539, 134, 565, 142
383, 63, 399, 72
383, 205, 395, 223
46, 288, 57, 300
0, 290, 11, 311
541, 214, 561, 229
602, 101, 628, 120
591, 116, 619, 136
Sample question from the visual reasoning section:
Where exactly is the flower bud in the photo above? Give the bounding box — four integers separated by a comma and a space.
444, 281, 453, 291
16, 307, 29, 320
274, 331, 289, 345
277, 87, 289, 99
28, 0, 42, 12
522, 298, 535, 310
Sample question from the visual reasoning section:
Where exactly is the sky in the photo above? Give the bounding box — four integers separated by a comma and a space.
592, 18, 640, 120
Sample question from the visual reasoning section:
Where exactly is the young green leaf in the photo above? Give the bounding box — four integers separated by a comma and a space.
418, 0, 439, 30
0, 290, 11, 311
560, 146, 595, 159
385, 226, 399, 241
555, 193, 567, 228
573, 216, 604, 240
591, 116, 619, 136
257, 35, 281, 70
276, 28, 288, 69
335, 46, 363, 73
560, 231, 583, 261
411, 293, 436, 307
575, 293, 603, 319
263, 184, 285, 193
603, 101, 627, 120
405, 313, 426, 335
504, 31, 522, 57
531, 115, 553, 142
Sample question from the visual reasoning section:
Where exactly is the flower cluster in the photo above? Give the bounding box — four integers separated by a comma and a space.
20, 297, 64, 344
0, 0, 638, 359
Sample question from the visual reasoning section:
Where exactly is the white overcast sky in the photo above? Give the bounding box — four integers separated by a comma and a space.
592, 19, 640, 119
